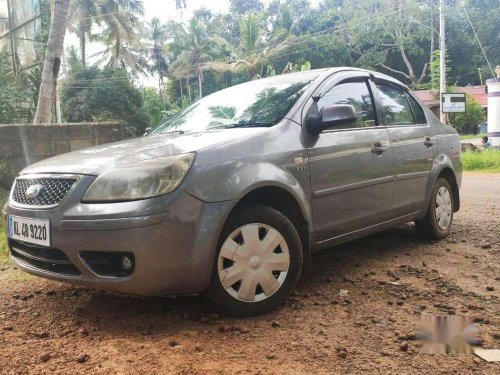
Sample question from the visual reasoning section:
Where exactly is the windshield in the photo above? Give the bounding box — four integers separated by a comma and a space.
150, 72, 319, 135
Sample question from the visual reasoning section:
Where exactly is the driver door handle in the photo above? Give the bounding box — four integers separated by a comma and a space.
371, 142, 389, 154
424, 137, 435, 147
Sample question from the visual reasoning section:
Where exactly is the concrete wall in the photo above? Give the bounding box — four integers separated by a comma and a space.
0, 123, 123, 187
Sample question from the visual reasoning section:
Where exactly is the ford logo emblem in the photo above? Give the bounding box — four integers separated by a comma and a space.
26, 184, 44, 199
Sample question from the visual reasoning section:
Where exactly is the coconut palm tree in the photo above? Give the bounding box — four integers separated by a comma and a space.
34, 0, 70, 124
92, 14, 149, 74
145, 18, 170, 103
269, 6, 295, 45
67, 0, 99, 67
170, 17, 229, 99
67, 0, 145, 67
233, 13, 268, 79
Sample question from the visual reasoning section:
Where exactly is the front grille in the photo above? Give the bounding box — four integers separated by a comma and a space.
12, 176, 77, 208
9, 239, 81, 276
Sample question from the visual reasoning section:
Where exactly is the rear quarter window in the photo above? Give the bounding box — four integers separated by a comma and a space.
407, 93, 427, 124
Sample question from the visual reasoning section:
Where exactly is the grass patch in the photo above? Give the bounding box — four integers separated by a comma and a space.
0, 186, 9, 208
0, 225, 9, 266
462, 150, 500, 172
459, 133, 485, 140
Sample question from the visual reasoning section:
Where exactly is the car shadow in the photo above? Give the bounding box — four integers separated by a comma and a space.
44, 224, 430, 336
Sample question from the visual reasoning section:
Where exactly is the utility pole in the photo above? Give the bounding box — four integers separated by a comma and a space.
477, 68, 483, 86
439, 0, 447, 123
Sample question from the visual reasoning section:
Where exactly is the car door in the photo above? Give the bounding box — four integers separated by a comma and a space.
372, 79, 437, 214
304, 72, 395, 243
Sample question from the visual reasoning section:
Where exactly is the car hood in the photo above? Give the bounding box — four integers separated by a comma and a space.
21, 129, 264, 176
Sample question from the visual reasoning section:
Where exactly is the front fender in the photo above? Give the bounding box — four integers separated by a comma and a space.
182, 161, 312, 227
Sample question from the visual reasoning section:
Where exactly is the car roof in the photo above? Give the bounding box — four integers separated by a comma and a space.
268, 67, 409, 91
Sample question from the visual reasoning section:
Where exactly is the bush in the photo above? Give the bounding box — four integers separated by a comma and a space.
462, 150, 500, 172
142, 88, 165, 127
452, 93, 485, 135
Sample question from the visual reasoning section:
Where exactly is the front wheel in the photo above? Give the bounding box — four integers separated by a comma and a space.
204, 205, 303, 317
416, 177, 454, 239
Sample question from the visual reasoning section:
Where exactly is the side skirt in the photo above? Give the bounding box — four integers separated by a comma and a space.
312, 211, 421, 252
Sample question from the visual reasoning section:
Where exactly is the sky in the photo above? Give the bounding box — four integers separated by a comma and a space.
64, 0, 321, 87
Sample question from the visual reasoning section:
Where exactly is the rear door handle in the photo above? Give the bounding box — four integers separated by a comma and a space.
424, 137, 435, 147
371, 142, 389, 154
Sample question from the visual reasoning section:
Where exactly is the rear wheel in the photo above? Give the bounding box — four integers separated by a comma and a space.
416, 177, 454, 239
204, 205, 303, 317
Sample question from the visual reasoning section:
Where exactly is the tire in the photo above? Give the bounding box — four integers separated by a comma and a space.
415, 177, 454, 239
204, 205, 303, 317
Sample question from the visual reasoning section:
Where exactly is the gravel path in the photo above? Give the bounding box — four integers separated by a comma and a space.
0, 172, 499, 374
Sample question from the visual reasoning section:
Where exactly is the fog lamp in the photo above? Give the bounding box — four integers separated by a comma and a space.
121, 255, 133, 271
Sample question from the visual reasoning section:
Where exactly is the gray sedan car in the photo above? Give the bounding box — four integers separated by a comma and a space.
2, 68, 461, 316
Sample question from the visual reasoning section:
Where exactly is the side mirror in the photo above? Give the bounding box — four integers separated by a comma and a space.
306, 104, 357, 135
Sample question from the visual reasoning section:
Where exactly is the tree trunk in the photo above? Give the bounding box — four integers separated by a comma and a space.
187, 78, 192, 102
198, 68, 203, 98
34, 0, 70, 124
79, 20, 86, 67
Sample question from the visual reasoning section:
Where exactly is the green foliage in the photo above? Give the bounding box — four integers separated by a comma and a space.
460, 133, 485, 140
53, 0, 498, 123
61, 66, 149, 136
462, 150, 500, 172
0, 52, 31, 123
142, 88, 165, 127
0, 83, 34, 124
452, 93, 485, 134
430, 50, 450, 93
230, 0, 264, 15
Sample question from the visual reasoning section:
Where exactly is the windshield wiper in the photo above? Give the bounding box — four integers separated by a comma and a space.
210, 122, 274, 129
162, 129, 188, 134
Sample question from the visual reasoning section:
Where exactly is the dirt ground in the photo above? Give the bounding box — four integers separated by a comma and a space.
0, 172, 499, 375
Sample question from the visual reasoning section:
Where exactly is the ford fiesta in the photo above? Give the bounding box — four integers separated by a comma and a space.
2, 68, 461, 316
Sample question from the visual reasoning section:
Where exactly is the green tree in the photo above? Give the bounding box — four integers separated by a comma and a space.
269, 6, 295, 45
34, 0, 70, 124
68, 0, 145, 67
230, 0, 264, 15
145, 18, 171, 105
234, 13, 269, 79
170, 17, 229, 98
453, 93, 485, 134
61, 66, 149, 136
430, 50, 450, 93
142, 87, 165, 126
0, 51, 33, 123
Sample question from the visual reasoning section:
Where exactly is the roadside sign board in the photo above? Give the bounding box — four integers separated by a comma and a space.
441, 93, 466, 113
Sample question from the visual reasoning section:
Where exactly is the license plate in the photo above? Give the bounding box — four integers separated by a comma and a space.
8, 215, 51, 247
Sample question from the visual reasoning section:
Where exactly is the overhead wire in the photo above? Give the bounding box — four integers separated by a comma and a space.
462, 6, 495, 77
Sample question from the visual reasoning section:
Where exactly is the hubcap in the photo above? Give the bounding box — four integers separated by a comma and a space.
217, 223, 290, 302
435, 186, 452, 231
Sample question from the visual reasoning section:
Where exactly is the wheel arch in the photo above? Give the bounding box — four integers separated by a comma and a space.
419, 163, 460, 220
223, 184, 313, 273
437, 168, 460, 212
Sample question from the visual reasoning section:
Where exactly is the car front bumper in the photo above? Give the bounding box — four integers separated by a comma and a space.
2, 175, 232, 296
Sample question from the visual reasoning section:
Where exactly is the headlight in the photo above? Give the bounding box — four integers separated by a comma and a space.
82, 153, 195, 202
